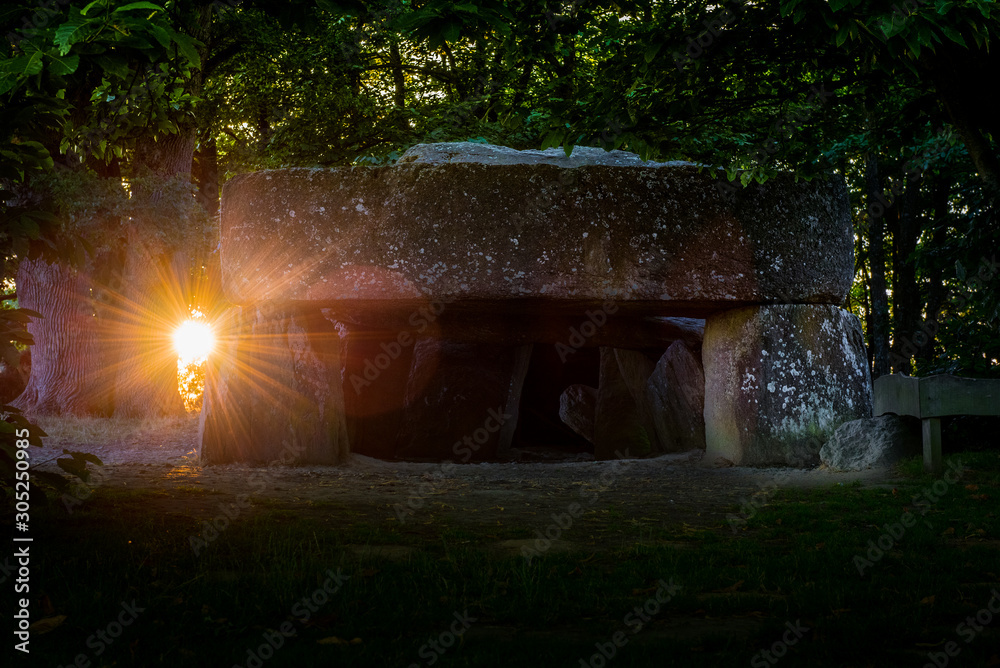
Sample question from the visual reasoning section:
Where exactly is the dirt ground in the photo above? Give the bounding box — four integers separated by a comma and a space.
34, 414, 901, 541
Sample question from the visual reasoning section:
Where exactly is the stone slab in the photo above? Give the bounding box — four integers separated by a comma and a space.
703, 304, 873, 466
199, 305, 349, 465
220, 158, 852, 315
820, 414, 921, 471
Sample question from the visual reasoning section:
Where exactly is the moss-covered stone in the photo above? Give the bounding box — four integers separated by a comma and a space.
703, 304, 872, 466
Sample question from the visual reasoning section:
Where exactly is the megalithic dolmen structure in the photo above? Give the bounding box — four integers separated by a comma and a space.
199, 142, 872, 467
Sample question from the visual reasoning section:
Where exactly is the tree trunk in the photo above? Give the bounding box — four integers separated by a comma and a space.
112, 225, 188, 417
389, 40, 406, 109
388, 39, 409, 136
112, 3, 217, 417
442, 43, 464, 100
918, 179, 951, 364
890, 180, 921, 374
112, 130, 197, 418
865, 151, 891, 379
11, 257, 110, 415
860, 257, 874, 373
193, 134, 219, 219
923, 50, 1000, 193
559, 34, 576, 101
510, 59, 535, 110
947, 115, 1000, 194
92, 243, 126, 413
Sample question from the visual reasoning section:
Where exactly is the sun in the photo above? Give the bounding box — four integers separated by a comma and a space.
173, 318, 216, 364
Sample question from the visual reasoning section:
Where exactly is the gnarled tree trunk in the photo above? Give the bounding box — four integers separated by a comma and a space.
12, 257, 110, 415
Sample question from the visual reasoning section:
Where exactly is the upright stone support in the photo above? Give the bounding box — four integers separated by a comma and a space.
703, 304, 872, 466
558, 384, 599, 443
646, 340, 707, 453
613, 348, 662, 454
199, 305, 349, 465
594, 348, 652, 459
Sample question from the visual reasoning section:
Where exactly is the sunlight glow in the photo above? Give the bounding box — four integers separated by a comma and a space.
173, 318, 215, 365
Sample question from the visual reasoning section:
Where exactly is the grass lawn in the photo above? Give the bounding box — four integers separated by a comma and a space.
8, 451, 1000, 667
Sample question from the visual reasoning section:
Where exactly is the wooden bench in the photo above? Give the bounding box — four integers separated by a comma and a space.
873, 374, 1000, 475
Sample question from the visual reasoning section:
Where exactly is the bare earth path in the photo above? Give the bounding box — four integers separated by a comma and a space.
34, 414, 900, 547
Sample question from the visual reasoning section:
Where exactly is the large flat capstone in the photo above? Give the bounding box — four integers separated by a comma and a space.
202, 142, 870, 468
220, 150, 852, 318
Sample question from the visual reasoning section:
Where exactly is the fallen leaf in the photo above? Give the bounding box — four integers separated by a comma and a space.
28, 615, 66, 634
942, 527, 955, 535
920, 596, 936, 605
965, 484, 979, 491
40, 594, 55, 616
317, 636, 351, 645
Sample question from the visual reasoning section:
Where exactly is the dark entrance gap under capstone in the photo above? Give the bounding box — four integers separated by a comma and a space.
511, 344, 599, 456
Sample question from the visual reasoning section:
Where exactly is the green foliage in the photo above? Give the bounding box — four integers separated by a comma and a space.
393, 0, 514, 48
0, 306, 40, 352
179, 359, 206, 412
185, 0, 1000, 378
54, 447, 103, 483
1, 0, 204, 235
0, 403, 103, 507
916, 255, 1000, 378
0, 0, 997, 381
